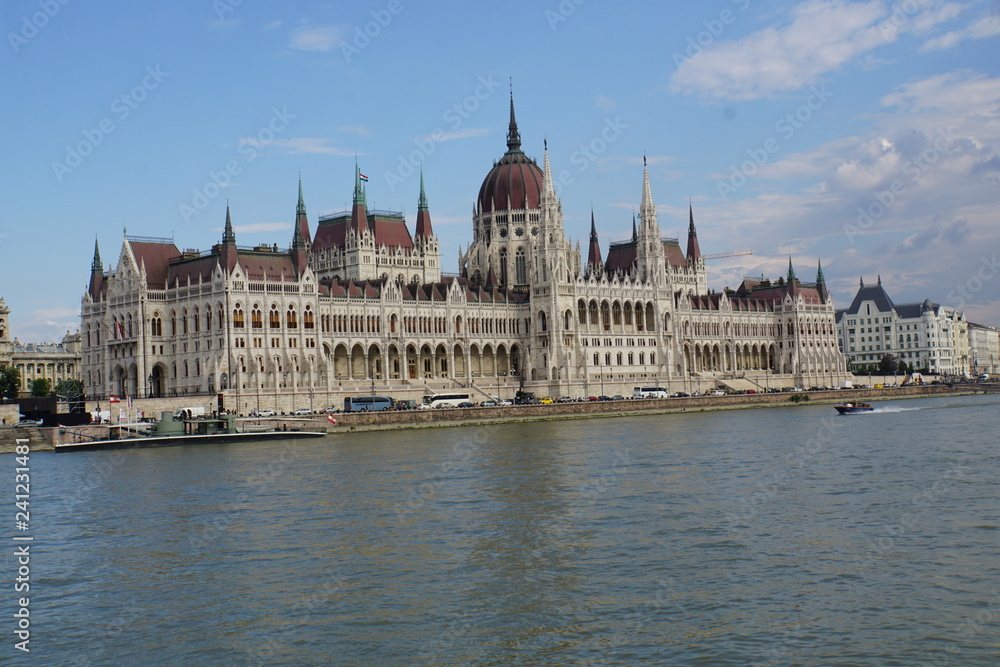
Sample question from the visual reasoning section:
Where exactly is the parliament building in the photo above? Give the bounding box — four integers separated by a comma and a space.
81, 98, 847, 408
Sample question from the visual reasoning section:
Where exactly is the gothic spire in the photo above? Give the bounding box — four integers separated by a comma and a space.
294, 173, 311, 248
631, 213, 637, 242
639, 155, 656, 230
351, 160, 368, 233
787, 256, 797, 283
587, 207, 602, 274
506, 84, 521, 152
222, 202, 236, 245
414, 168, 433, 239
686, 201, 702, 261
816, 258, 829, 302
91, 237, 102, 272
541, 140, 557, 203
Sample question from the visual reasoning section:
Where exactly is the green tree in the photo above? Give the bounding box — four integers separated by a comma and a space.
30, 377, 51, 397
0, 366, 20, 400
880, 354, 901, 376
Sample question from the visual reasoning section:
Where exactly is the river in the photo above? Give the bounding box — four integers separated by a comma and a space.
8, 393, 999, 665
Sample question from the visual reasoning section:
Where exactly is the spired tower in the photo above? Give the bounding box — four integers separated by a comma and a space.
0, 297, 11, 367
461, 92, 543, 289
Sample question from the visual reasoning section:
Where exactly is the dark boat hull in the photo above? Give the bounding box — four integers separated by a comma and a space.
835, 405, 874, 415
54, 429, 327, 452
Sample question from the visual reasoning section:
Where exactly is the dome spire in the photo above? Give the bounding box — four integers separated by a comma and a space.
415, 167, 433, 239
686, 199, 701, 261
506, 80, 521, 152
222, 201, 236, 245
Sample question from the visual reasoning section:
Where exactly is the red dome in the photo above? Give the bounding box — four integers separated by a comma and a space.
477, 151, 543, 213
477, 94, 543, 213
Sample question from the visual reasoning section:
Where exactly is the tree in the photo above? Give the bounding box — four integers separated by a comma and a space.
879, 354, 901, 376
30, 377, 51, 397
0, 366, 19, 400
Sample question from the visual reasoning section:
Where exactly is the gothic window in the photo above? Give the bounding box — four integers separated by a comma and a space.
499, 249, 508, 284
151, 313, 162, 336
286, 305, 298, 329
269, 306, 280, 329
251, 305, 263, 329
303, 306, 314, 329
170, 311, 177, 336
182, 309, 189, 335
515, 249, 526, 284
233, 305, 245, 328
193, 307, 200, 333
206, 308, 212, 331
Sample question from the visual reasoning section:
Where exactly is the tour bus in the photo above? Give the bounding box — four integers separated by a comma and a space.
422, 392, 473, 408
343, 395, 394, 412
632, 386, 669, 399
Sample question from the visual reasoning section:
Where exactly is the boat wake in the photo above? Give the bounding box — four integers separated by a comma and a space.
874, 406, 923, 413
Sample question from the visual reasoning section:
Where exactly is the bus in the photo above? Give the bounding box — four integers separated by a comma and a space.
344, 395, 394, 412
633, 386, 669, 399
422, 392, 473, 408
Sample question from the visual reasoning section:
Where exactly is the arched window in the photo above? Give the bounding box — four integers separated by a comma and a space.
233, 305, 245, 328
515, 249, 526, 284
151, 313, 162, 336
170, 311, 177, 336
193, 306, 200, 333
499, 249, 509, 285
269, 306, 280, 329
303, 306, 314, 329
206, 308, 212, 331
251, 305, 262, 329
286, 305, 298, 329
182, 309, 189, 334
539, 311, 548, 332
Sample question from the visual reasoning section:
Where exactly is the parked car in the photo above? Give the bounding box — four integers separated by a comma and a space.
256, 409, 276, 417
498, 400, 513, 406
14, 418, 43, 427
480, 400, 499, 407
322, 406, 339, 413
557, 396, 575, 403
291, 408, 313, 416
417, 403, 432, 410
457, 402, 475, 408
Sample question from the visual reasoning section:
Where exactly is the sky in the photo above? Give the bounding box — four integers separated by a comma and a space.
3, 0, 999, 342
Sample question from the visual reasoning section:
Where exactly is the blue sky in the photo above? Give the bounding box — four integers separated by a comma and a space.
4, 0, 999, 341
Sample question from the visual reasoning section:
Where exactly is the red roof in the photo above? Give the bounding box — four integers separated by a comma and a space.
478, 152, 543, 213
129, 241, 180, 288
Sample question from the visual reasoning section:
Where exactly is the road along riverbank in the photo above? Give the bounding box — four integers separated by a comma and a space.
2, 384, 989, 452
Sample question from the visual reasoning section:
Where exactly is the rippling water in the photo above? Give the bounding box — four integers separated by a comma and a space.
10, 394, 1000, 665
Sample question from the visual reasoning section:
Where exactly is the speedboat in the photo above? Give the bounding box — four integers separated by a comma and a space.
835, 402, 874, 415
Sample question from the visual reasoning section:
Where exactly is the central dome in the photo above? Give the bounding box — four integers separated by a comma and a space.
477, 96, 543, 214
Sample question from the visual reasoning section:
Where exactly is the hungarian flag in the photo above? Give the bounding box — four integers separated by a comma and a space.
109, 395, 120, 404
327, 414, 338, 425
359, 173, 368, 182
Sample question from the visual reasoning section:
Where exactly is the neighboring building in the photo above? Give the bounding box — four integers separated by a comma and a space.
835, 277, 970, 374
11, 333, 82, 395
968, 322, 1000, 375
0, 297, 11, 367
0, 297, 83, 394
81, 97, 847, 405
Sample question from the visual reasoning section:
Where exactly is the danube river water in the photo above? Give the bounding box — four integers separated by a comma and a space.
8, 393, 1000, 665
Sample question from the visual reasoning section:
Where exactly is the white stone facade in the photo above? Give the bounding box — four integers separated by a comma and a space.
81, 104, 848, 407
836, 278, 970, 374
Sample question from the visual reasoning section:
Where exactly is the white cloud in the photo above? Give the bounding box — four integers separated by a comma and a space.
242, 137, 359, 156
13, 306, 80, 343
669, 0, 979, 101
594, 95, 617, 111
288, 25, 347, 52
921, 14, 1000, 50
671, 0, 888, 100
417, 128, 491, 142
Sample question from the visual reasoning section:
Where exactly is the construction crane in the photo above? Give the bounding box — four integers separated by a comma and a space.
702, 249, 752, 260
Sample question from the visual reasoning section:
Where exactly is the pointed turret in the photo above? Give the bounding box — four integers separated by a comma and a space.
294, 174, 311, 249
222, 203, 236, 245
506, 86, 521, 152
787, 256, 797, 283
540, 139, 557, 204
586, 208, 602, 275
816, 259, 829, 302
414, 168, 433, 239
220, 204, 238, 272
639, 155, 656, 232
686, 202, 702, 261
350, 160, 368, 234
89, 238, 104, 299
631, 213, 637, 242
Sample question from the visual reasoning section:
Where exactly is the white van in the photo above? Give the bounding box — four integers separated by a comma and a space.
633, 386, 668, 399
174, 406, 207, 419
